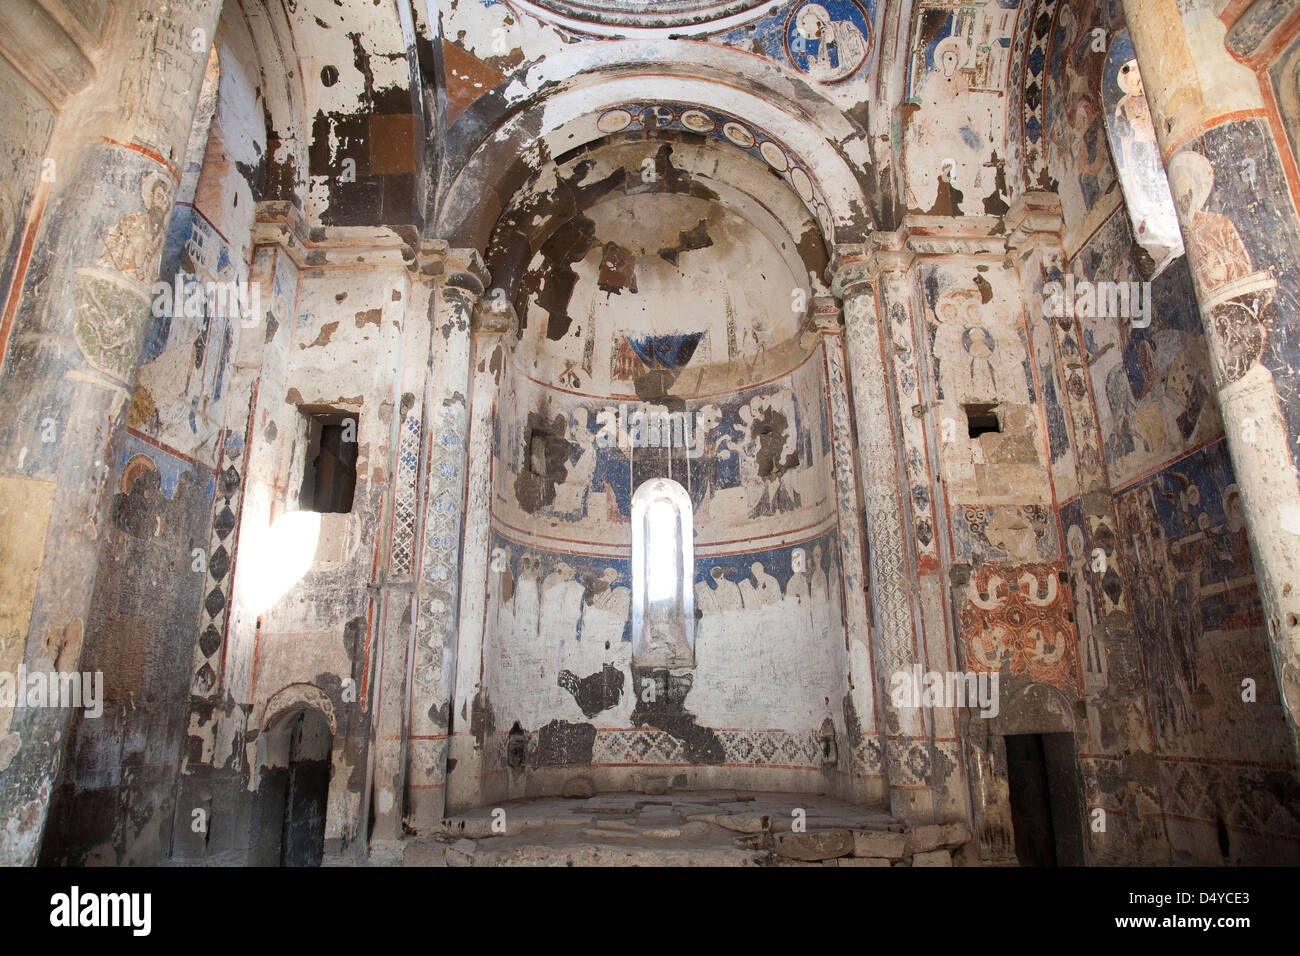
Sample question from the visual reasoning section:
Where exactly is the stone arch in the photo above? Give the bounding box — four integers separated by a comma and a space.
432, 40, 877, 254
247, 684, 337, 867
991, 681, 1076, 736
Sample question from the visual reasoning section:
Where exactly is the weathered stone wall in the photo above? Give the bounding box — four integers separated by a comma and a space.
1028, 0, 1300, 863
475, 344, 851, 799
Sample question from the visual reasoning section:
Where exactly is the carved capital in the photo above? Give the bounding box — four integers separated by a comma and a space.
443, 248, 489, 296
472, 295, 517, 336
830, 244, 876, 300
810, 295, 843, 333
1003, 191, 1064, 253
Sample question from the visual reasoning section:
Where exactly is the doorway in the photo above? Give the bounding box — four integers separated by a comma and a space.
280, 709, 332, 867
252, 707, 332, 866
1004, 732, 1085, 866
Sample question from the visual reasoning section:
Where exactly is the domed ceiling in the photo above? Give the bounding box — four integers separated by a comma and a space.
509, 1, 774, 33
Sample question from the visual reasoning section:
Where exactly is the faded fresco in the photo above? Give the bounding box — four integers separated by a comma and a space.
494, 353, 835, 540
1101, 31, 1182, 274
483, 526, 846, 764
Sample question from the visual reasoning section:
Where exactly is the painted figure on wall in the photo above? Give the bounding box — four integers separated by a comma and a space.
962, 325, 998, 396
99, 172, 173, 283
1167, 149, 1274, 386
788, 1, 871, 83
1102, 32, 1184, 274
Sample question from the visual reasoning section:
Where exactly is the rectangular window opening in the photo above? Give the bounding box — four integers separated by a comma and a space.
964, 403, 1002, 438
300, 411, 358, 514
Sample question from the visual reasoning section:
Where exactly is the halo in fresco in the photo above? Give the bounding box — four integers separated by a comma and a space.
597, 109, 633, 133
723, 121, 755, 148
784, 0, 872, 83
760, 140, 789, 171
681, 109, 716, 133
790, 167, 815, 202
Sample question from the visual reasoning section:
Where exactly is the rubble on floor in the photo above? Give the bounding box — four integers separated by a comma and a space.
400, 791, 978, 867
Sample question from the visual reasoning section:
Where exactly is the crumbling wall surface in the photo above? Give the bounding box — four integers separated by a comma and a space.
24, 0, 421, 865
38, 10, 277, 866
481, 349, 847, 795
1030, 0, 1299, 864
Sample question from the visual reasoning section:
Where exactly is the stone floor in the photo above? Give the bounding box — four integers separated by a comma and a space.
399, 791, 975, 866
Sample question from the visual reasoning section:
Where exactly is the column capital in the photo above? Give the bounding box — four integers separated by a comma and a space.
1003, 191, 1064, 253
830, 240, 918, 298
830, 244, 876, 299
443, 248, 489, 296
472, 296, 518, 337
810, 295, 843, 333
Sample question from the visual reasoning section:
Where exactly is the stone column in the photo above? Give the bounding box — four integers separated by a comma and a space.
0, 0, 220, 866
368, 255, 437, 850
404, 250, 485, 831
444, 282, 515, 814
1122, 0, 1300, 761
811, 295, 884, 805
832, 248, 936, 821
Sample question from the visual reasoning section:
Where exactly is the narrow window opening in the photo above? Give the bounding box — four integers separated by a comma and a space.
631, 478, 694, 668
965, 403, 1002, 438
300, 411, 358, 514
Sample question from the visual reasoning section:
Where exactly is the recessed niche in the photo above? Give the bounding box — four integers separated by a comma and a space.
300, 411, 358, 514
964, 403, 1002, 439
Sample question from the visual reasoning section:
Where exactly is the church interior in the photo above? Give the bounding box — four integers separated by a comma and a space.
1, 0, 1299, 868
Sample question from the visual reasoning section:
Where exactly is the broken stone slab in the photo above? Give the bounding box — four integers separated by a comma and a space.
591, 819, 637, 831
773, 829, 854, 861
444, 839, 478, 867
853, 829, 907, 859
562, 777, 595, 798
838, 857, 892, 867
942, 822, 972, 846
713, 813, 769, 834
580, 826, 685, 840
637, 806, 679, 825
683, 812, 721, 825
905, 824, 947, 854
679, 821, 715, 838
912, 849, 953, 867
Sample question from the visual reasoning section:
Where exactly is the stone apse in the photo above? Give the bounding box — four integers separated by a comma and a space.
0, 0, 1297, 866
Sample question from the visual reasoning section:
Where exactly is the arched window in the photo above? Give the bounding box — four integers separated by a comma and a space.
1102, 30, 1184, 278
631, 478, 694, 668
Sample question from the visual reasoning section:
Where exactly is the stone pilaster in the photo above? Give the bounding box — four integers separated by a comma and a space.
832, 247, 935, 822
404, 249, 485, 830
811, 295, 884, 805
444, 279, 515, 814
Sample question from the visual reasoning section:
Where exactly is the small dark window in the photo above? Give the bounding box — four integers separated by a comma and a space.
301, 412, 358, 513
964, 403, 1002, 438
